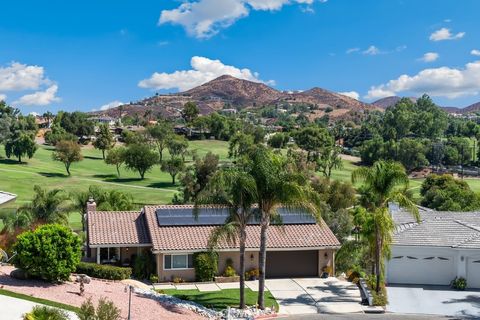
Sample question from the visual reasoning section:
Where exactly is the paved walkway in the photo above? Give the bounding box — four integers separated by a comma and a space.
266, 278, 363, 315
154, 280, 262, 292
0, 295, 78, 320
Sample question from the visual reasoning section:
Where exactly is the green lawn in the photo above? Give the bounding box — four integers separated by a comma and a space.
0, 288, 80, 313
161, 288, 278, 311
0, 140, 230, 230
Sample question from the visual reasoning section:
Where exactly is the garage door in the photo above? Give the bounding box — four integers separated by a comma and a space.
266, 250, 318, 278
387, 255, 455, 285
467, 258, 480, 289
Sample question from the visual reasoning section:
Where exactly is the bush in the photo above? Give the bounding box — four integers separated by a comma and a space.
23, 305, 69, 320
223, 258, 237, 277
451, 277, 467, 290
77, 297, 121, 320
194, 252, 218, 282
133, 251, 156, 279
76, 262, 131, 280
371, 288, 388, 306
149, 274, 159, 283
13, 224, 82, 282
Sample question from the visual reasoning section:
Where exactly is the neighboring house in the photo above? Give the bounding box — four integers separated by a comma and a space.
90, 116, 116, 126
386, 206, 480, 289
85, 201, 340, 282
0, 191, 16, 208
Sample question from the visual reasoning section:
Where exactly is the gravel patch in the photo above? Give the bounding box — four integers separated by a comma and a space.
0, 266, 205, 320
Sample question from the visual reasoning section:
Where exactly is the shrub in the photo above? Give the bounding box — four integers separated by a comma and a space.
173, 276, 185, 284
223, 266, 237, 277
133, 251, 156, 279
245, 268, 260, 280
77, 297, 121, 320
76, 262, 132, 280
23, 305, 69, 320
13, 224, 82, 282
371, 289, 388, 306
451, 277, 467, 290
194, 252, 218, 282
149, 274, 159, 283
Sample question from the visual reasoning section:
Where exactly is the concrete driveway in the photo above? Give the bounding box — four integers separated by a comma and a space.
0, 294, 78, 320
265, 277, 363, 315
387, 285, 480, 318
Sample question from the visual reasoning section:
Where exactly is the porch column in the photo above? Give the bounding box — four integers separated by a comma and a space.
97, 247, 101, 264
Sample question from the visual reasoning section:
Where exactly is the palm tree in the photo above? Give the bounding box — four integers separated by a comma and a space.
196, 169, 258, 309
352, 160, 419, 293
245, 147, 321, 309
1, 210, 33, 233
19, 185, 70, 225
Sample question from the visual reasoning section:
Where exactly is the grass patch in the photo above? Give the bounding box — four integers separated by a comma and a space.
0, 288, 80, 313
161, 288, 278, 311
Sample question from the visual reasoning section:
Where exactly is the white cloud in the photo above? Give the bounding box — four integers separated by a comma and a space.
362, 45, 381, 55
365, 60, 480, 100
0, 62, 49, 92
346, 48, 360, 54
159, 0, 326, 39
14, 85, 60, 106
339, 91, 359, 100
138, 56, 274, 91
429, 28, 465, 41
471, 49, 480, 56
419, 52, 439, 62
0, 94, 6, 101
96, 100, 124, 111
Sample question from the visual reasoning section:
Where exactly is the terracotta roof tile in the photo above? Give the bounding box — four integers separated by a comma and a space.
143, 206, 340, 252
88, 211, 151, 246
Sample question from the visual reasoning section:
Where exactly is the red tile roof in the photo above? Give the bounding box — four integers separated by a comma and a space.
88, 211, 151, 246
143, 206, 340, 252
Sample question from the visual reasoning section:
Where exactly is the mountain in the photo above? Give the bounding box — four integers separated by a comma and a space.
462, 102, 480, 114
94, 75, 378, 120
372, 96, 417, 109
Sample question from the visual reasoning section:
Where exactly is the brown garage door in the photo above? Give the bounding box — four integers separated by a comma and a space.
266, 250, 318, 278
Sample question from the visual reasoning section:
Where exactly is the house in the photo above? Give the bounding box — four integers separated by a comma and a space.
89, 116, 116, 126
0, 191, 16, 208
85, 201, 340, 282
386, 206, 480, 289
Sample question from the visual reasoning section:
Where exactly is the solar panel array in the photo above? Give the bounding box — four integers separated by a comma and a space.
155, 207, 317, 226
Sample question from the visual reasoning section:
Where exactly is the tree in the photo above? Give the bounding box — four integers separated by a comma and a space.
196, 169, 258, 309
93, 123, 115, 159
13, 224, 82, 282
161, 157, 185, 185
42, 111, 54, 127
267, 133, 289, 149
5, 131, 37, 162
44, 124, 77, 146
316, 145, 343, 178
420, 174, 480, 211
228, 133, 254, 158
18, 185, 70, 225
52, 140, 83, 175
146, 122, 173, 161
166, 135, 189, 162
396, 138, 428, 171
123, 144, 158, 179
178, 152, 219, 203
182, 101, 199, 124
293, 126, 332, 162
245, 147, 321, 309
105, 147, 126, 177
352, 160, 418, 293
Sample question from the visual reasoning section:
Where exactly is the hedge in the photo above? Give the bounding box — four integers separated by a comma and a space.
76, 262, 132, 280
193, 252, 218, 282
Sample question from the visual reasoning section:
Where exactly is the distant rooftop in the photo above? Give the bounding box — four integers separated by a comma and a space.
0, 191, 17, 206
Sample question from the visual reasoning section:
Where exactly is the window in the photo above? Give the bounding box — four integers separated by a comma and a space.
164, 254, 194, 270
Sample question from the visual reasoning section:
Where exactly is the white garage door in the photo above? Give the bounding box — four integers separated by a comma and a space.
387, 255, 455, 285
467, 258, 480, 289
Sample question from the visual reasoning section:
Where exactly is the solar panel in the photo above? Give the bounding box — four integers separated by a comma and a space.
156, 207, 316, 226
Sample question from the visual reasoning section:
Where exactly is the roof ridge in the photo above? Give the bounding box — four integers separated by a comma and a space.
453, 219, 480, 232
394, 221, 422, 234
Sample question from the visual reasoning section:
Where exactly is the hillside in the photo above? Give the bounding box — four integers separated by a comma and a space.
373, 96, 480, 114
94, 75, 377, 120
372, 96, 417, 109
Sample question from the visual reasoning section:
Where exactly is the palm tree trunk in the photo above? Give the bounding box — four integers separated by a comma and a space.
239, 229, 246, 309
257, 221, 268, 309
375, 225, 381, 293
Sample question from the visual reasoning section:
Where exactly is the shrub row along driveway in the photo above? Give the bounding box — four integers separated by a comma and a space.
0, 266, 204, 320
265, 278, 363, 315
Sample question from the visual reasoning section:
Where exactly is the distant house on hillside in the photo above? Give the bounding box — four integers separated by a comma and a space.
89, 116, 116, 126
84, 202, 340, 282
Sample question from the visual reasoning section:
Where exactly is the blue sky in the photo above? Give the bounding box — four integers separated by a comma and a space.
0, 0, 479, 113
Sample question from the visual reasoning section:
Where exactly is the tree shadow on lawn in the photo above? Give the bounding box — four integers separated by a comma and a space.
83, 156, 103, 160
38, 172, 69, 178
0, 158, 25, 165
92, 174, 118, 179
104, 177, 144, 183
146, 182, 175, 189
